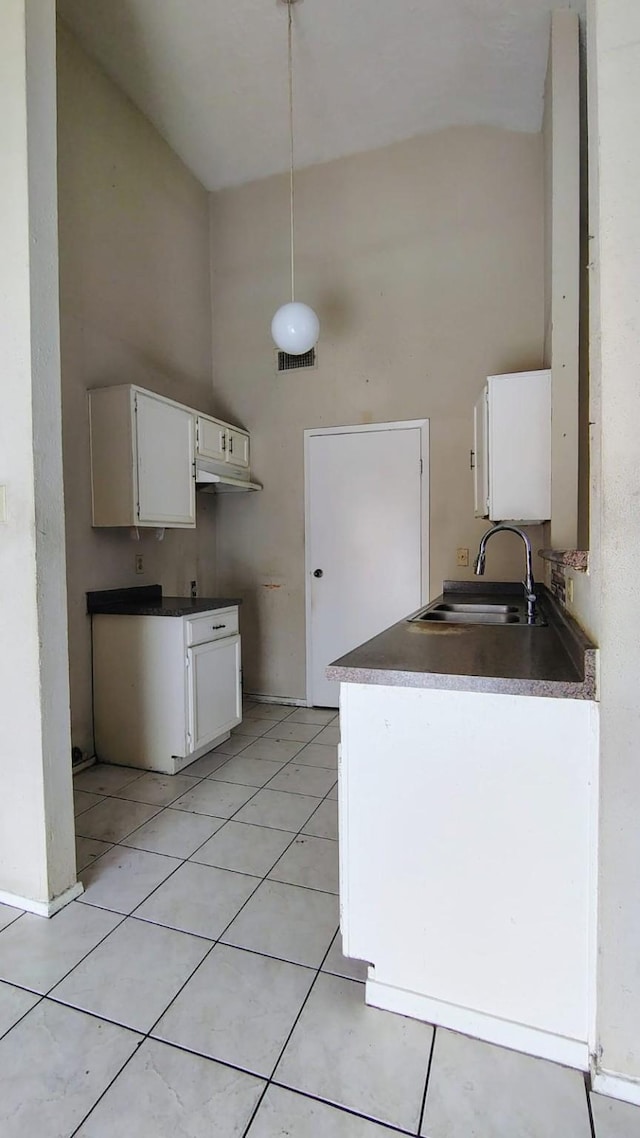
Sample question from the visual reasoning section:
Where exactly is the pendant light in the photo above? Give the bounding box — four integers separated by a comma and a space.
271, 0, 319, 356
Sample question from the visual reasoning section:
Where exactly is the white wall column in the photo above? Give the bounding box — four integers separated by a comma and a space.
0, 0, 79, 915
588, 0, 640, 1103
543, 10, 581, 550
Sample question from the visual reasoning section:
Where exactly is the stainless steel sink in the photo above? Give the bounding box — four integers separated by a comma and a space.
418, 610, 520, 625
434, 603, 518, 615
408, 599, 547, 627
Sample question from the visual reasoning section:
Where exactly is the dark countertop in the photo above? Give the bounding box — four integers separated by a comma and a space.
87, 585, 242, 618
327, 582, 597, 700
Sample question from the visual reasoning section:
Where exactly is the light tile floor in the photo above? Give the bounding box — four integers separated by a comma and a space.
0, 699, 638, 1136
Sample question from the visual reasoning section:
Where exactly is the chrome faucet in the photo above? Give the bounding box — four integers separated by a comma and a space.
474, 524, 537, 623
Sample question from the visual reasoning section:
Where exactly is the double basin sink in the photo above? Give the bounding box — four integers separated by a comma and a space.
408, 599, 547, 628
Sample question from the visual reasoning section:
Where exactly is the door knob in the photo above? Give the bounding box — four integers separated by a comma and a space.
313, 569, 323, 578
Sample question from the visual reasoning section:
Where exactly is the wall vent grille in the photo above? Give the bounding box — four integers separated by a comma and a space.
277, 347, 317, 372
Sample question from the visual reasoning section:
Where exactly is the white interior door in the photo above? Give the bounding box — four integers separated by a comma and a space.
306, 423, 427, 708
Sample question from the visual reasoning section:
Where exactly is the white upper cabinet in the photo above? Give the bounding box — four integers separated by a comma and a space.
473, 369, 552, 523
136, 392, 196, 526
89, 385, 196, 528
473, 389, 489, 519
196, 414, 250, 471
196, 415, 227, 463
226, 427, 250, 469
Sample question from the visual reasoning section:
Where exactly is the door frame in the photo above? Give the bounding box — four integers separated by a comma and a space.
303, 419, 430, 707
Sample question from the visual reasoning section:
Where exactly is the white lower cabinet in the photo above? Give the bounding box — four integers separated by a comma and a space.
187, 637, 242, 753
339, 681, 599, 1070
93, 607, 241, 774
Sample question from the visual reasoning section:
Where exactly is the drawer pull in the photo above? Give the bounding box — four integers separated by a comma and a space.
211, 623, 226, 631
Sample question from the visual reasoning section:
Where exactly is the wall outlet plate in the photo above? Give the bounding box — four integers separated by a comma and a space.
135, 554, 144, 574
456, 547, 469, 568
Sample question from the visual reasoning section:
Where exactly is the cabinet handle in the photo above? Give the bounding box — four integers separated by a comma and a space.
221, 435, 226, 451
470, 449, 475, 470
229, 436, 233, 455
211, 624, 226, 630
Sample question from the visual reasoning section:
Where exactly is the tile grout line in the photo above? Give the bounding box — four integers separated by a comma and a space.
238, 915, 340, 1138
416, 1024, 437, 1136
77, 710, 336, 818
240, 928, 411, 1136
62, 704, 341, 1133
77, 716, 335, 841
584, 1071, 596, 1138
37, 910, 131, 1001
0, 908, 128, 1005
67, 1030, 147, 1138
75, 747, 338, 930
78, 746, 336, 853
0, 911, 26, 935
266, 1083, 418, 1137
0, 991, 46, 1043
66, 722, 340, 1133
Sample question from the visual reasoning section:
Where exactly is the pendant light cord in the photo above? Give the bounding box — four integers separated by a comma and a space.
287, 0, 296, 302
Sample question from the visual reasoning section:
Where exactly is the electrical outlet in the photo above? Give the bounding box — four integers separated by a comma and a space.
135, 554, 144, 574
456, 547, 469, 568
190, 580, 197, 598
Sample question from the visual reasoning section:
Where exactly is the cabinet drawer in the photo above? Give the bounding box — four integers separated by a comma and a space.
185, 609, 239, 647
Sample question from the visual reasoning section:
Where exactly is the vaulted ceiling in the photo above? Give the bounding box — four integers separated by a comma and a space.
58, 0, 585, 190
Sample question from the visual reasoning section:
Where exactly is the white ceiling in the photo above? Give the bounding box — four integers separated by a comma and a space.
58, 0, 585, 191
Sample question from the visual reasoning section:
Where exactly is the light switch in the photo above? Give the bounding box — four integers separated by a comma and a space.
456, 547, 469, 568
0, 486, 6, 523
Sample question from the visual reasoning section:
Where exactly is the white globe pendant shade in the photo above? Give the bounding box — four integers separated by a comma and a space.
271, 301, 319, 356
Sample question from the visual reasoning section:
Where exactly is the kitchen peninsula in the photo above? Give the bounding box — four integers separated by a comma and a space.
329, 582, 599, 1070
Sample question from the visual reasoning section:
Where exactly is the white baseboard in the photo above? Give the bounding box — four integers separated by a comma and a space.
245, 693, 309, 707
0, 879, 84, 918
591, 1069, 640, 1106
72, 754, 96, 775
366, 976, 589, 1071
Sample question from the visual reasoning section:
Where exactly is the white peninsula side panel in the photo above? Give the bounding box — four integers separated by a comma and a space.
339, 682, 599, 1069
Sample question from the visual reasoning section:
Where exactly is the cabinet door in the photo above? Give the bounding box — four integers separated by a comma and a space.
473, 388, 489, 519
135, 392, 196, 526
226, 428, 250, 469
187, 636, 241, 753
197, 415, 228, 463
488, 371, 551, 522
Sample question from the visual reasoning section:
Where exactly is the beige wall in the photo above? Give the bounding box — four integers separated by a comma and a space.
0, 0, 76, 908
57, 24, 217, 757
210, 128, 545, 699
586, 0, 640, 1094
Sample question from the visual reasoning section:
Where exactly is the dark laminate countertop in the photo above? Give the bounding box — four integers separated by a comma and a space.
327, 582, 597, 700
87, 585, 242, 618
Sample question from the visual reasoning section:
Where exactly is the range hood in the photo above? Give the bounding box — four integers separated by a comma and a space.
195, 464, 262, 494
